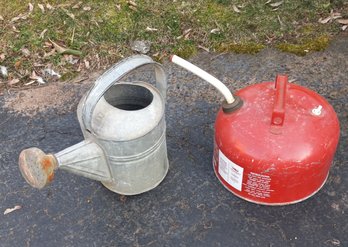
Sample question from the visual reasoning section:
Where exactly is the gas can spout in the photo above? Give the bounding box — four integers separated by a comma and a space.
170, 55, 235, 104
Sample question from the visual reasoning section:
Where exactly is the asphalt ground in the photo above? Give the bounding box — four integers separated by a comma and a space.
0, 34, 347, 246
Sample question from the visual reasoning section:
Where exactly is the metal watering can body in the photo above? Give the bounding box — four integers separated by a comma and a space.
19, 55, 169, 195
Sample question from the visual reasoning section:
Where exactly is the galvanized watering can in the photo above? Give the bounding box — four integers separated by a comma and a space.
19, 55, 169, 195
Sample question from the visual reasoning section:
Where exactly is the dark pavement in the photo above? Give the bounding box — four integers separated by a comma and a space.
0, 35, 347, 247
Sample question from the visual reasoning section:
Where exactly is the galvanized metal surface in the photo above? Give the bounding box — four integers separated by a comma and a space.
0, 35, 347, 246
18, 55, 169, 195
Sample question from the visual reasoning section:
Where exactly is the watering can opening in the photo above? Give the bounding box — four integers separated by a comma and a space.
104, 84, 154, 111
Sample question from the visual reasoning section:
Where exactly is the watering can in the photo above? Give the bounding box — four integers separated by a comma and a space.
171, 55, 340, 205
19, 55, 169, 195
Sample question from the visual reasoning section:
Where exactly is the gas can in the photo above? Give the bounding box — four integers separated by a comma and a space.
213, 75, 340, 205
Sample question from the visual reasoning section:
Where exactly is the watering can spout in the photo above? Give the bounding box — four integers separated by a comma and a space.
19, 141, 111, 189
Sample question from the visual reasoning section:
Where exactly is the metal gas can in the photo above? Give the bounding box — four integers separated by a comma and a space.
213, 75, 340, 205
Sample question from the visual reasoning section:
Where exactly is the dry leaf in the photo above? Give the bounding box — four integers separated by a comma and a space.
177, 29, 192, 39
210, 28, 220, 34
24, 80, 36, 86
0, 53, 5, 61
49, 40, 82, 56
43, 68, 61, 78
342, 25, 347, 31
127, 0, 137, 7
115, 4, 121, 11
337, 19, 348, 25
8, 78, 20, 85
44, 48, 56, 58
38, 3, 45, 13
46, 3, 54, 10
28, 3, 34, 13
265, 0, 272, 4
270, 1, 283, 7
198, 45, 210, 52
83, 6, 91, 11
232, 5, 241, 13
0, 66, 8, 78
63, 9, 75, 19
21, 48, 31, 57
11, 14, 28, 22
319, 16, 332, 24
15, 60, 22, 69
39, 29, 47, 39
30, 71, 46, 84
0, 15, 3, 21
146, 27, 158, 32
72, 1, 82, 9
4, 205, 21, 215
84, 59, 90, 69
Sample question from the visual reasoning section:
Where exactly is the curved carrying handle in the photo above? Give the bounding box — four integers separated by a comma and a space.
82, 55, 167, 131
271, 75, 288, 127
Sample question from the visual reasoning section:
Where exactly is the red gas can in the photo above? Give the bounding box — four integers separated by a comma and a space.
213, 75, 340, 205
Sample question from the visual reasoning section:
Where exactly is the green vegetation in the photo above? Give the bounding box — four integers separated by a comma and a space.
0, 0, 346, 86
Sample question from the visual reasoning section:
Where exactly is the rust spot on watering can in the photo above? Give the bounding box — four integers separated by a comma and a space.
40, 155, 56, 182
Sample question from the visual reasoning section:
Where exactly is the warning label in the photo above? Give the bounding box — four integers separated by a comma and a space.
218, 150, 244, 191
245, 172, 272, 199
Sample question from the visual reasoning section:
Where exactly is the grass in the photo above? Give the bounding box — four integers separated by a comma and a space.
0, 0, 346, 87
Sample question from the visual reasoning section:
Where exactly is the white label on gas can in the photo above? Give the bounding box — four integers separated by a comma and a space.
218, 150, 244, 191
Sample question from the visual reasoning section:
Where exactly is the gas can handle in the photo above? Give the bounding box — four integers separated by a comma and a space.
271, 75, 288, 126
82, 55, 167, 131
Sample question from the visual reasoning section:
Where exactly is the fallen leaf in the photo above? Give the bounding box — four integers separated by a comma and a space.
8, 78, 20, 85
15, 60, 22, 69
198, 45, 210, 52
270, 1, 283, 7
28, 3, 34, 13
130, 40, 151, 54
44, 48, 56, 58
43, 68, 61, 78
177, 29, 192, 39
319, 16, 332, 24
38, 3, 45, 13
72, 1, 82, 9
21, 48, 31, 57
210, 28, 220, 34
0, 15, 3, 21
83, 6, 91, 11
24, 80, 36, 86
49, 40, 82, 56
11, 14, 28, 22
63, 9, 75, 19
0, 66, 8, 78
342, 25, 347, 31
146, 27, 158, 32
30, 71, 46, 84
4, 205, 21, 215
115, 4, 121, 10
232, 5, 241, 13
46, 3, 54, 10
0, 53, 5, 61
84, 59, 90, 69
127, 0, 137, 7
265, 0, 272, 4
337, 19, 348, 25
39, 29, 47, 39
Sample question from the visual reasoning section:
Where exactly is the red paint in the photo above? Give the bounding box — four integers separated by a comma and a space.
213, 75, 340, 205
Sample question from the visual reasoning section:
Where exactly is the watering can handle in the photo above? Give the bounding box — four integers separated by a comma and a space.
82, 55, 167, 131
